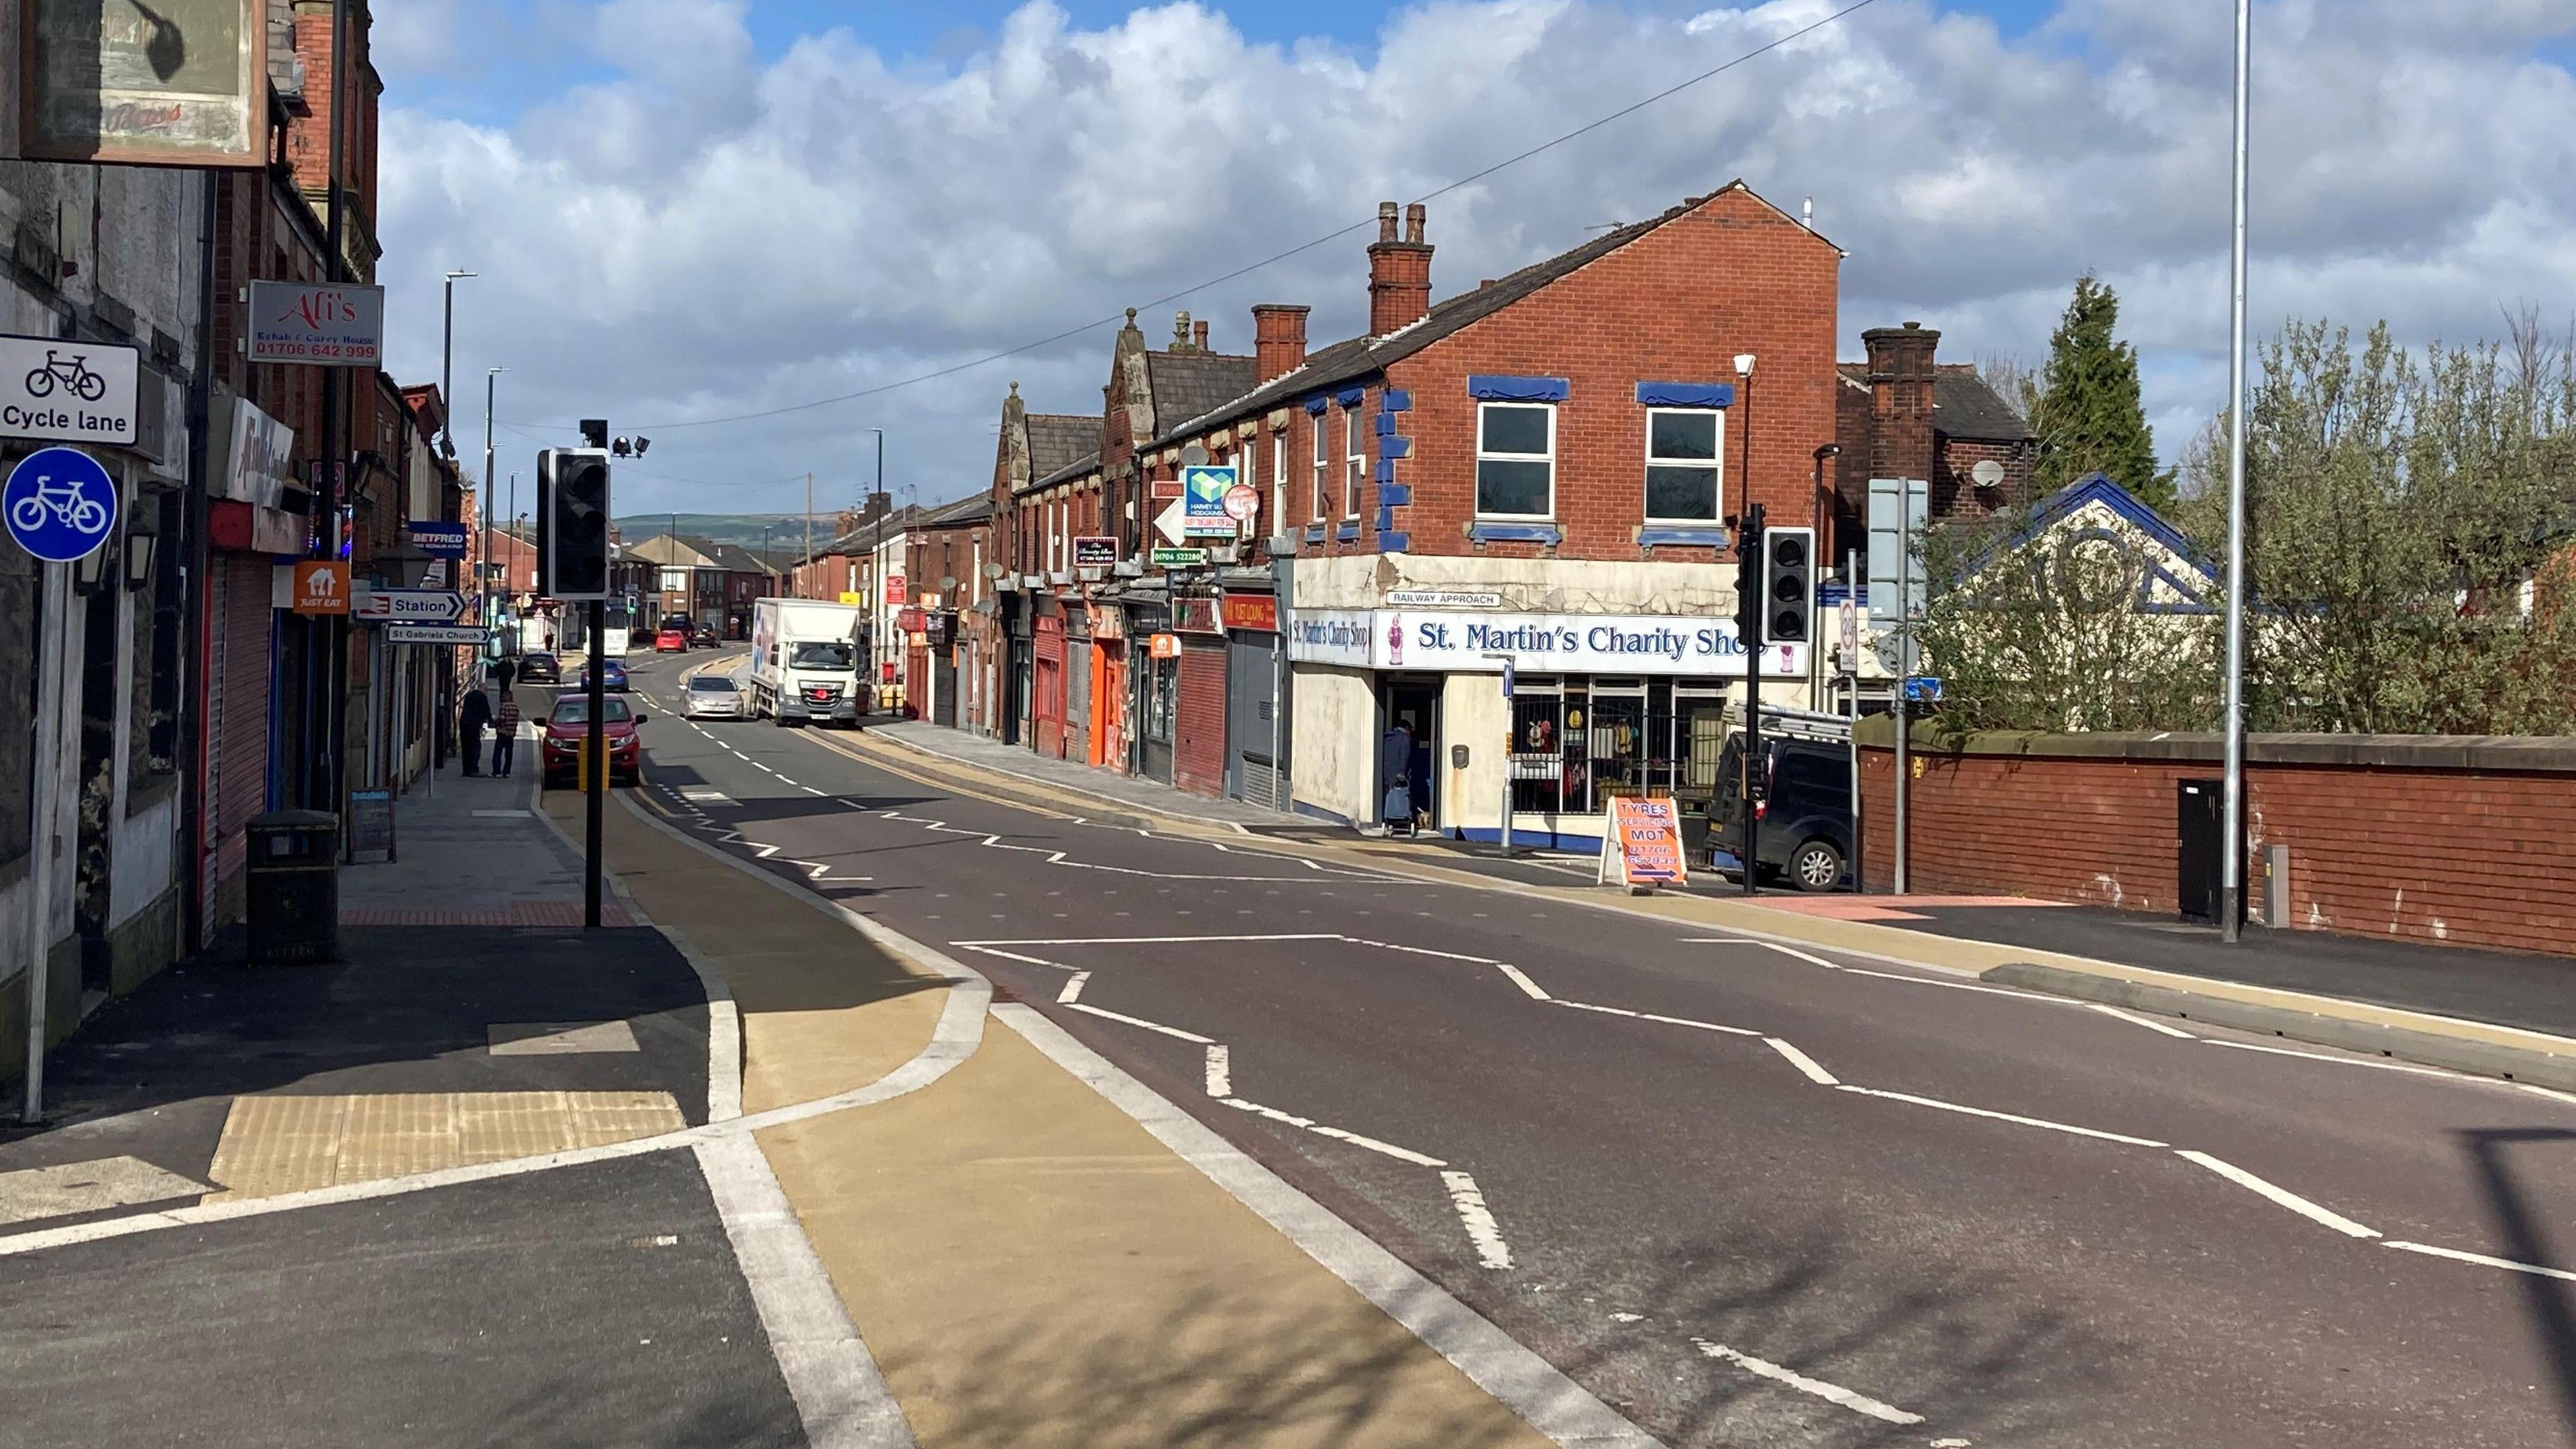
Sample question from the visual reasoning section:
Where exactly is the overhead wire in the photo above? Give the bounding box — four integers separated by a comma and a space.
494, 0, 1883, 436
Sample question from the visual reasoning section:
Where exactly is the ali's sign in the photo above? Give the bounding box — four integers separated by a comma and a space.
248, 282, 386, 367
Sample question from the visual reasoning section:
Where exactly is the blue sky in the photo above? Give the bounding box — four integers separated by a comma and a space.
376, 0, 2576, 516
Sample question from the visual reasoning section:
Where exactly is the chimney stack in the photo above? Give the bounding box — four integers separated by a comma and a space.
1193, 317, 1210, 351
1252, 303, 1311, 384
1367, 199, 1434, 337
1172, 311, 1195, 351
1862, 321, 1941, 486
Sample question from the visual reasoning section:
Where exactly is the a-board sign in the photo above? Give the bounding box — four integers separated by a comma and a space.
1598, 795, 1687, 892
346, 788, 396, 862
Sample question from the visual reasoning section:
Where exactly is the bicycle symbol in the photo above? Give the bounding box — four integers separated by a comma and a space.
8, 475, 109, 537
23, 350, 108, 403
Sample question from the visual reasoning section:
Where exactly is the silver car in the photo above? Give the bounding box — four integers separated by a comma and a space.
685, 672, 745, 720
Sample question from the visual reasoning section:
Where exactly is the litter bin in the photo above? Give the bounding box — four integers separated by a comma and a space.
246, 810, 341, 964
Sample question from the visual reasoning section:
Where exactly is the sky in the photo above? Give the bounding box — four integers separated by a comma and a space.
374, 0, 2576, 523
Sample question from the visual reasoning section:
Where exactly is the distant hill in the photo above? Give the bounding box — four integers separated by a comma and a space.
614, 513, 836, 551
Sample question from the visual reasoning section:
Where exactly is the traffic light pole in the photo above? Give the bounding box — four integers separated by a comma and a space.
586, 597, 605, 929
1739, 503, 1765, 898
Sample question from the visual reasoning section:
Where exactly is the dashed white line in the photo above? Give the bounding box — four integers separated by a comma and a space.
1690, 1340, 1924, 1426
1495, 963, 1551, 1001
1203, 1044, 1230, 1097
1441, 1171, 1513, 1269
1064, 1002, 1214, 1044
2204, 1038, 2462, 1079
2173, 1150, 2379, 1238
1764, 1037, 1839, 1085
1632, 1009, 1762, 1038
2384, 1240, 2576, 1281
1758, 941, 1845, 971
1059, 971, 1089, 1006
1836, 1086, 2171, 1148
1220, 1097, 1446, 1167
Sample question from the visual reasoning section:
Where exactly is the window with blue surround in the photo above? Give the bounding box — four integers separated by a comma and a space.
1644, 407, 1724, 523
1476, 402, 1554, 519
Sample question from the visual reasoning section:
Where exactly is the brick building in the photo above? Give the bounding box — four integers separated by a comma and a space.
973, 182, 1851, 846
1832, 322, 2037, 548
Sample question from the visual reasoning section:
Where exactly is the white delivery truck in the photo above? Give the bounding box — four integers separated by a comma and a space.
747, 597, 865, 727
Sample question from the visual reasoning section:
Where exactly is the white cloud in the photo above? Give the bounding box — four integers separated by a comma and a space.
376, 0, 2576, 516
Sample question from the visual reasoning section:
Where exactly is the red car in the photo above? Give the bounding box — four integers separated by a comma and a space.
655, 625, 689, 652
541, 694, 645, 788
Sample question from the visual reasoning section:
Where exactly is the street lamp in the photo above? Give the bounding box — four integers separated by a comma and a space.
441, 269, 476, 458
2220, 0, 2251, 940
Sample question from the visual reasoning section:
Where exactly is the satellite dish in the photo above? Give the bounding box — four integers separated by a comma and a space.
1971, 459, 2006, 489
1181, 443, 1210, 467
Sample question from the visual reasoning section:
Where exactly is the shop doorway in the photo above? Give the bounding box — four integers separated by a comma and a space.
1378, 680, 1440, 835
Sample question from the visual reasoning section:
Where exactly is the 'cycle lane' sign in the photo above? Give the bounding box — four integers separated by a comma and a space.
0, 333, 139, 447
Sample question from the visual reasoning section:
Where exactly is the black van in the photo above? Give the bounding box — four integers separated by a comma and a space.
1709, 734, 1853, 892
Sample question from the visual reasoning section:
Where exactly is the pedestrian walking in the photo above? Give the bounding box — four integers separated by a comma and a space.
492, 688, 522, 777
458, 686, 492, 777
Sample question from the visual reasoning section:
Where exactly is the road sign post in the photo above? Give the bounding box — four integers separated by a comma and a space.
6, 447, 118, 1125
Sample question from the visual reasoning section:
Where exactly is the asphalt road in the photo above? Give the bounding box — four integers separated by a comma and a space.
627, 650, 2576, 1449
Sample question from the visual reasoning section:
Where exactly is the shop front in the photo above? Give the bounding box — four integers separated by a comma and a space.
1287, 607, 1805, 849
1087, 602, 1127, 769
1034, 605, 1067, 758
1220, 588, 1285, 808
1127, 598, 1175, 785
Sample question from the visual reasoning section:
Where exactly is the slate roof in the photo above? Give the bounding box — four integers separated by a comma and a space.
921, 492, 993, 526
1025, 414, 1099, 480
1836, 362, 2036, 444
1151, 182, 1829, 447
1145, 351, 1259, 433
1028, 448, 1102, 494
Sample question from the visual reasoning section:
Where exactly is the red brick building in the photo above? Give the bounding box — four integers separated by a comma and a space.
1832, 323, 2037, 548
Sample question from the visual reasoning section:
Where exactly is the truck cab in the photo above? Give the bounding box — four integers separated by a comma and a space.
748, 598, 866, 727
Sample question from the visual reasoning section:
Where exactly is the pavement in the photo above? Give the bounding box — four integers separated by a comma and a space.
865, 706, 2576, 1076
623, 651, 2576, 1448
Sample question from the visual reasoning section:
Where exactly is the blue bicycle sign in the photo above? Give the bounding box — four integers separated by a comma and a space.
3, 445, 117, 563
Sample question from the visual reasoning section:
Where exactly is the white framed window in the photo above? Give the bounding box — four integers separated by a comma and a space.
1475, 402, 1554, 519
1644, 407, 1723, 523
1236, 439, 1257, 536
1344, 403, 1366, 518
1272, 430, 1287, 536
1310, 413, 1330, 522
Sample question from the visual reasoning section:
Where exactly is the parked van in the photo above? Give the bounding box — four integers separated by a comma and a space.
1710, 724, 1854, 892
747, 598, 865, 727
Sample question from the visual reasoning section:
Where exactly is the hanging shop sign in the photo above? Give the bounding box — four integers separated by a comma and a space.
19, 0, 269, 169
1072, 535, 1118, 568
1287, 608, 1805, 678
1149, 632, 1182, 660
247, 282, 386, 367
1175, 597, 1224, 635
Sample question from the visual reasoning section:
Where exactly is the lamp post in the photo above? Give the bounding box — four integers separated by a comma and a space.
2220, 0, 2252, 941
1810, 442, 1841, 710
440, 269, 476, 458
1733, 352, 1763, 896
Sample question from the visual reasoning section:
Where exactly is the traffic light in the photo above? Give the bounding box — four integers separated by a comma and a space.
1729, 503, 1766, 639
1764, 525, 1815, 647
542, 447, 612, 600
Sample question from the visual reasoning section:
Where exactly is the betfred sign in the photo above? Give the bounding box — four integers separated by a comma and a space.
247, 281, 386, 366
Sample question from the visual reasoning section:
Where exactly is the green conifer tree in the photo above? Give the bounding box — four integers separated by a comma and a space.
2031, 274, 2176, 511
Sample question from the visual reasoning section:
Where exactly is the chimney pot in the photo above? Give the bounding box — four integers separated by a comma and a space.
1193, 319, 1210, 351
1173, 311, 1193, 348
1366, 203, 1434, 336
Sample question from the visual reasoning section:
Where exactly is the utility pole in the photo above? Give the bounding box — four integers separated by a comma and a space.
481, 368, 502, 669
315, 0, 350, 814
2219, 0, 2252, 942
804, 472, 815, 597
440, 269, 475, 458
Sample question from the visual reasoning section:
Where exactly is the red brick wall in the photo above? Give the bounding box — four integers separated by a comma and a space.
1384, 188, 1839, 564
1174, 639, 1228, 797
1933, 437, 2039, 521
1861, 742, 2576, 958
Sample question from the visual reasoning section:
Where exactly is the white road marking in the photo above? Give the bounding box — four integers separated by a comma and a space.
1557, 1000, 1642, 1020
1059, 971, 1089, 1006
1837, 1086, 2171, 1147
1203, 1044, 1230, 1097
1764, 1037, 1839, 1085
1220, 1097, 1447, 1167
1690, 1340, 1925, 1426
2384, 1240, 2576, 1282
1758, 941, 1845, 971
1633, 1010, 1763, 1038
2173, 1150, 2379, 1238
2204, 1038, 2461, 1078
952, 932, 1342, 947
1496, 963, 1551, 1000
955, 945, 1070, 969
1442, 1171, 1513, 1269
2088, 1003, 2197, 1038
1065, 1001, 1216, 1044
803, 786, 827, 796
2523, 1082, 2576, 1108
694, 1132, 919, 1447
